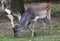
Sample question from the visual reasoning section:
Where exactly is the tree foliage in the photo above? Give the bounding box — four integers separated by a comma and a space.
11, 0, 25, 15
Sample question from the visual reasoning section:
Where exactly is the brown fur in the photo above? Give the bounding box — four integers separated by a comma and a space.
25, 3, 52, 37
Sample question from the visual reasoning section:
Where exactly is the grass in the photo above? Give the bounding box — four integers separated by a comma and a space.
0, 23, 60, 41
51, 5, 60, 15
0, 34, 60, 41
0, 33, 60, 41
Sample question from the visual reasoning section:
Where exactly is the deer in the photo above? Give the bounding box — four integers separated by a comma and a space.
25, 3, 53, 37
14, 3, 52, 37
1, 1, 52, 37
1, 0, 21, 28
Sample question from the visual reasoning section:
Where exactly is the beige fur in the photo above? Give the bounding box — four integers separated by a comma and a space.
25, 3, 52, 37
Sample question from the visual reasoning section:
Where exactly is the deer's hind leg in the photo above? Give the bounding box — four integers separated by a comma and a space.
47, 14, 53, 34
47, 8, 53, 34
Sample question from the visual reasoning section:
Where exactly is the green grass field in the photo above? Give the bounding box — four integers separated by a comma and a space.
0, 35, 60, 41
0, 22, 60, 41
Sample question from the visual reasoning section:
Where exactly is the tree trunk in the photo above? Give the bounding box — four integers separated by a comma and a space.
11, 0, 25, 15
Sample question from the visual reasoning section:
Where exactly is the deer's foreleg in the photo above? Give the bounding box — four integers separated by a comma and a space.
29, 20, 37, 37
7, 15, 14, 28
27, 22, 36, 37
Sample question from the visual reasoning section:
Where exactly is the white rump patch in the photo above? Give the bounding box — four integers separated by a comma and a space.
5, 8, 11, 15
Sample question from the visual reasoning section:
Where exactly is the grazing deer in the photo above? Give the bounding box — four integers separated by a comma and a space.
25, 3, 52, 37
14, 3, 52, 37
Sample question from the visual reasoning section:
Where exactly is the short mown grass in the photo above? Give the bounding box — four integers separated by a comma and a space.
0, 35, 60, 41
